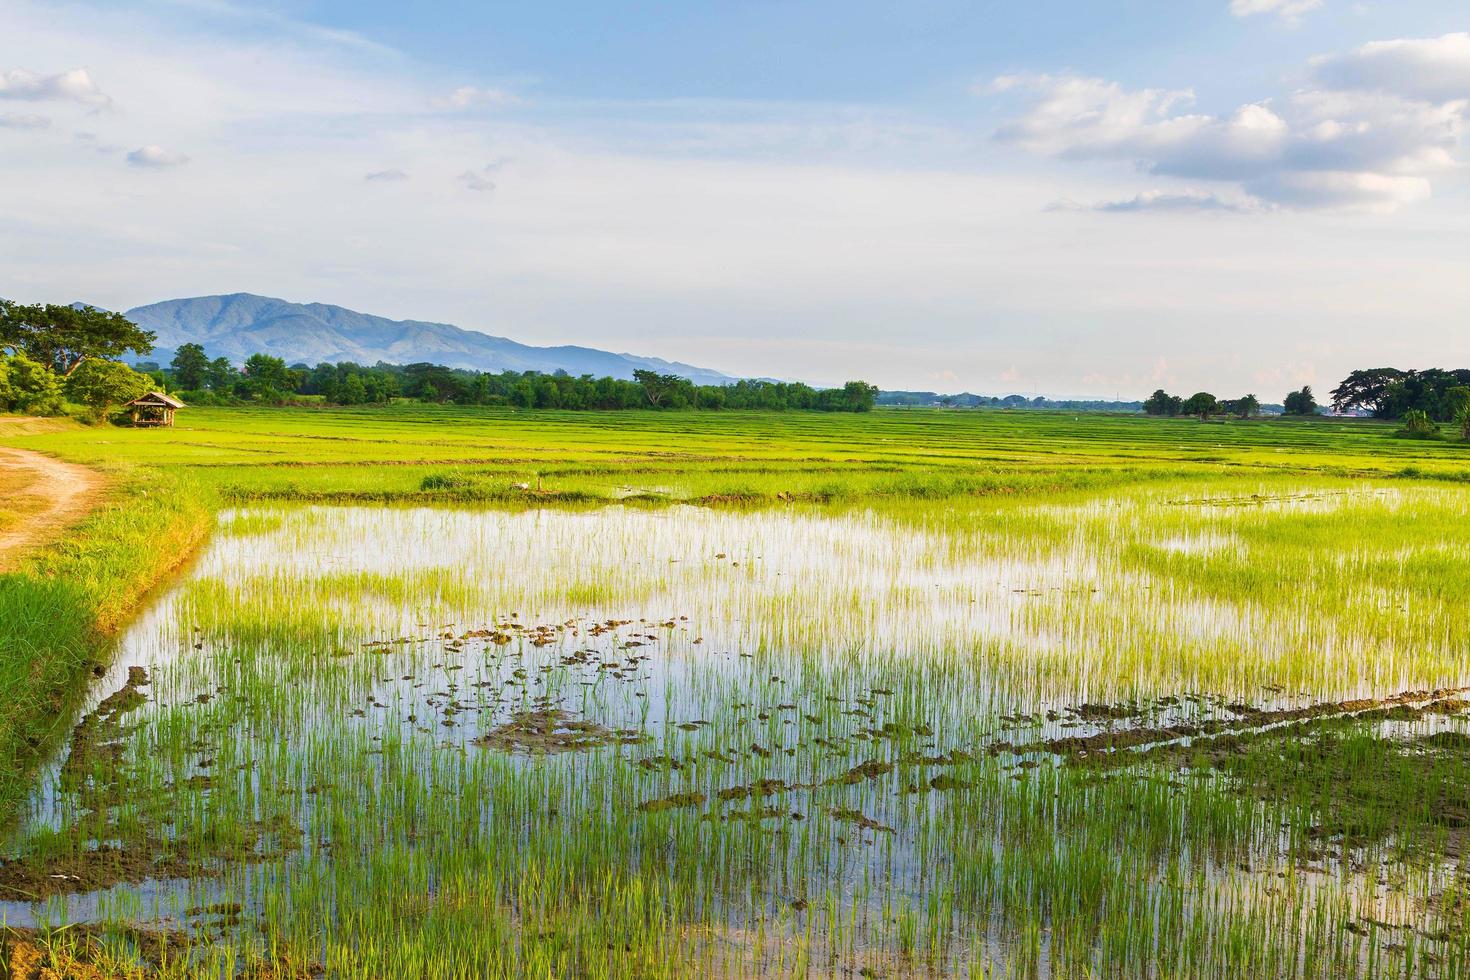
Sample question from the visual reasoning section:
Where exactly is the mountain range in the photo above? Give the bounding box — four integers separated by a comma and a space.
121, 293, 736, 384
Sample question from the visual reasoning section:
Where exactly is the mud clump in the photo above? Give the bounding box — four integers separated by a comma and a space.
831, 760, 893, 785
62, 666, 150, 787
637, 792, 707, 813
717, 778, 790, 802
829, 808, 895, 835
476, 710, 645, 755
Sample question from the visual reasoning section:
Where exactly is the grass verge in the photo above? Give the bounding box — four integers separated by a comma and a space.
0, 469, 213, 818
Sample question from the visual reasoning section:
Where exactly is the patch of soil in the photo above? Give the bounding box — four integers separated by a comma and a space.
0, 447, 109, 572
0, 812, 299, 902
637, 791, 707, 813
475, 709, 645, 754
999, 686, 1470, 761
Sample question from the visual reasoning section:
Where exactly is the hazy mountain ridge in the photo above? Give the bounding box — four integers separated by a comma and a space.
123, 293, 736, 384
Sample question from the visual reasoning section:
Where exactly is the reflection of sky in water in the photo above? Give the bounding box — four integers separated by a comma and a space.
6, 490, 1468, 942
45, 489, 1470, 757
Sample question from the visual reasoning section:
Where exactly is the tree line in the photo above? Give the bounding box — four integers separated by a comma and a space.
1142, 387, 1318, 419
877, 390, 1146, 412
1329, 368, 1470, 441
1, 300, 878, 417
163, 346, 878, 411
1329, 368, 1470, 422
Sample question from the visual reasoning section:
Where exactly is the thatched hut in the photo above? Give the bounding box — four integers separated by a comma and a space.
126, 392, 185, 427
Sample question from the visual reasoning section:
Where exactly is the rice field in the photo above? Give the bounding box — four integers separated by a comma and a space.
3, 408, 1470, 977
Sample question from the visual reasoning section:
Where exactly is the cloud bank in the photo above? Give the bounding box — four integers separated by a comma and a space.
991, 33, 1470, 213
0, 67, 111, 108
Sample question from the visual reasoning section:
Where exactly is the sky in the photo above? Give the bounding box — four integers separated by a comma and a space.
2, 0, 1468, 397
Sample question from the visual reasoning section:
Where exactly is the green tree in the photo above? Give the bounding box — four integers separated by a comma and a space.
0, 301, 155, 377
1283, 386, 1318, 416
340, 373, 368, 405
1458, 403, 1470, 441
633, 369, 683, 407
1229, 394, 1260, 418
242, 353, 293, 401
64, 358, 152, 412
1443, 386, 1470, 426
1142, 389, 1182, 417
170, 343, 210, 390
0, 352, 65, 415
1181, 392, 1219, 420
840, 380, 879, 412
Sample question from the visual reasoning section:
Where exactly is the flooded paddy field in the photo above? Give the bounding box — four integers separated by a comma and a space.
5, 479, 1470, 977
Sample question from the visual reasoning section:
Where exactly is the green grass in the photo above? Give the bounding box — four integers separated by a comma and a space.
0, 468, 212, 816
4, 406, 1467, 508
2, 406, 1470, 977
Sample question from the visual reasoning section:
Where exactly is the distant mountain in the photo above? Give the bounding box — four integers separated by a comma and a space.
122, 293, 737, 384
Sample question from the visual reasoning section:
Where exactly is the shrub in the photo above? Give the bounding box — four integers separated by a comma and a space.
1397, 409, 1441, 439
0, 352, 65, 415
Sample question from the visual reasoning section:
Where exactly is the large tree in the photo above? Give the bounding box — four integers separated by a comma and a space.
1283, 386, 1318, 416
65, 358, 152, 411
633, 369, 685, 407
1330, 368, 1403, 415
242, 353, 294, 400
170, 342, 210, 390
1223, 394, 1260, 419
1181, 392, 1219, 420
1143, 389, 1182, 417
206, 357, 239, 393
0, 301, 155, 377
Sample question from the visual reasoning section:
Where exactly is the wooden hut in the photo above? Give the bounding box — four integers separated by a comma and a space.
127, 392, 185, 428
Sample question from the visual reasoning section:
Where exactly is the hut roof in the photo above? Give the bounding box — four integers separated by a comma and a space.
128, 392, 186, 409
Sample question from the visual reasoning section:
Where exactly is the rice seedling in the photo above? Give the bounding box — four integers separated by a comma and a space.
3, 409, 1469, 977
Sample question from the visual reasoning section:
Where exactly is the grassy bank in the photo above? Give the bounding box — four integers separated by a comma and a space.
0, 468, 213, 816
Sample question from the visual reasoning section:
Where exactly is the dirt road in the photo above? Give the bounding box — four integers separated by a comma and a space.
0, 446, 108, 571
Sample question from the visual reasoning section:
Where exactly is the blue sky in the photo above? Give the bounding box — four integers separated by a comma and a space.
3, 0, 1469, 396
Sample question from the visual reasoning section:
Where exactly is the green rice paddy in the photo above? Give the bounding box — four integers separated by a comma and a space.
2, 407, 1470, 977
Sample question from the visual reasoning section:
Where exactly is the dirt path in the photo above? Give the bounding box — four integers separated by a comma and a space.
0, 447, 109, 571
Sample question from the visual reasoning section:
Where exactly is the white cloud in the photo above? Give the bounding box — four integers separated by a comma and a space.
1229, 0, 1322, 21
435, 86, 522, 110
1091, 189, 1263, 214
990, 51, 1468, 212
126, 145, 189, 167
0, 67, 112, 108
457, 162, 502, 192
365, 168, 409, 182
1312, 33, 1470, 104
1244, 170, 1430, 212
0, 112, 50, 130
457, 172, 494, 192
